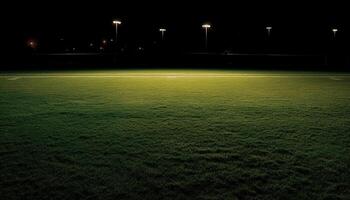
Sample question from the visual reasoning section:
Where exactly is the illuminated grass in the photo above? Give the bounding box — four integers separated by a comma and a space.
1, 70, 350, 200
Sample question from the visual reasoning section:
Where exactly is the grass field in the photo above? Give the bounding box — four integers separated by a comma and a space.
1, 70, 350, 200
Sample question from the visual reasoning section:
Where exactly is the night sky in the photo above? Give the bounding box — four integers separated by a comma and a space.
1, 1, 349, 54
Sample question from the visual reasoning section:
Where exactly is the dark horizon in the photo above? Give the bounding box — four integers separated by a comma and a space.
2, 1, 349, 53
1, 1, 349, 70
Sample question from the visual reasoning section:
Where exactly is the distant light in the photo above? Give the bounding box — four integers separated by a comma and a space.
89, 43, 94, 47
202, 24, 211, 28
72, 47, 76, 51
100, 46, 104, 50
113, 20, 122, 25
110, 38, 114, 42
102, 40, 107, 44
159, 28, 166, 32
266, 26, 272, 30
27, 40, 37, 49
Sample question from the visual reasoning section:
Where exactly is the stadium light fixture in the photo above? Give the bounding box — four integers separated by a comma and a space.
332, 28, 338, 38
266, 26, 272, 37
113, 20, 122, 46
27, 40, 37, 49
202, 23, 211, 50
159, 28, 166, 40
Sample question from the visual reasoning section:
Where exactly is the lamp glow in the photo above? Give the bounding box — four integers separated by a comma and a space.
266, 26, 272, 37
27, 40, 37, 49
113, 20, 122, 25
332, 28, 338, 38
202, 24, 211, 28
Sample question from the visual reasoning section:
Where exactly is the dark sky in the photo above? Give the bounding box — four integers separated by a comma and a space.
1, 1, 349, 53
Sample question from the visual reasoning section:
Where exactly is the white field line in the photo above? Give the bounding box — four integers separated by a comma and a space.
1, 74, 350, 78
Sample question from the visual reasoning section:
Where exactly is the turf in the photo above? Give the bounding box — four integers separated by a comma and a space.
1, 70, 350, 200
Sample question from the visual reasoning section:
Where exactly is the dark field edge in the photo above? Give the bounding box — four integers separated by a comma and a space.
0, 53, 349, 72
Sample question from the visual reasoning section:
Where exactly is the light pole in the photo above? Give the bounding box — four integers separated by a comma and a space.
332, 28, 338, 39
202, 24, 211, 50
159, 28, 166, 40
266, 26, 272, 38
113, 20, 122, 46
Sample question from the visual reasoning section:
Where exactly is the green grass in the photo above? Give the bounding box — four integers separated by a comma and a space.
1, 70, 350, 200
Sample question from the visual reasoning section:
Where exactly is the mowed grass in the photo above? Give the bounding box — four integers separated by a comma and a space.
1, 70, 350, 200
